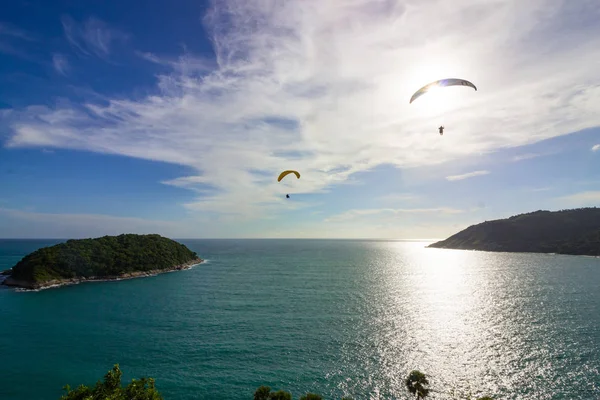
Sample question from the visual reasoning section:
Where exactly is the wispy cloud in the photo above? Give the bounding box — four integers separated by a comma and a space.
512, 153, 541, 162
136, 51, 216, 73
556, 191, 600, 206
446, 170, 490, 181
325, 207, 464, 223
61, 15, 128, 59
0, 22, 36, 58
52, 53, 70, 76
527, 186, 552, 192
3, 0, 600, 221
592, 144, 600, 152
0, 207, 184, 238
0, 22, 35, 41
378, 193, 419, 204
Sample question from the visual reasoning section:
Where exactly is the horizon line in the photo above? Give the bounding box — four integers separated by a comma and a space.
0, 237, 443, 241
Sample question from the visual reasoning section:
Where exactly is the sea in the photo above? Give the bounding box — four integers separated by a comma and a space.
0, 239, 599, 400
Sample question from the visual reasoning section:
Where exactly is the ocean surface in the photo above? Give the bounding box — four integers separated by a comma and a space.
0, 239, 599, 400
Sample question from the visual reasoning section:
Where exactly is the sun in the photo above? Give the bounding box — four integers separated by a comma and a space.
404, 60, 475, 124
411, 85, 453, 117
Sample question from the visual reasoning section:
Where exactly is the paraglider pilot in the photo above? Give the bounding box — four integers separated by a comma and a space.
278, 170, 300, 199
438, 126, 444, 135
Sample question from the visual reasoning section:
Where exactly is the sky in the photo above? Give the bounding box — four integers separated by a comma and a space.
0, 0, 599, 239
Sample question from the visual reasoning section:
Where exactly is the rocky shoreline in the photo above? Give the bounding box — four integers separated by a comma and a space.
2, 258, 203, 291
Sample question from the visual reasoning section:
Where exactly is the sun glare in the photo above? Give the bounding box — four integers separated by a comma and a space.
413, 86, 448, 115
403, 59, 476, 127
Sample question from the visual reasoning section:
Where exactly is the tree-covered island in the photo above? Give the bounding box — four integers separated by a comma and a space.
2, 234, 203, 290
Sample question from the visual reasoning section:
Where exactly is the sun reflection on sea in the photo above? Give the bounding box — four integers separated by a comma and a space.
360, 241, 509, 399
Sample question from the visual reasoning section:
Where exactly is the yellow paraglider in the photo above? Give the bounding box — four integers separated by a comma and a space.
277, 170, 300, 182
278, 170, 300, 199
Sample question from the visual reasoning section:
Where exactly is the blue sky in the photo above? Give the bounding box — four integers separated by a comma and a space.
1, 0, 599, 239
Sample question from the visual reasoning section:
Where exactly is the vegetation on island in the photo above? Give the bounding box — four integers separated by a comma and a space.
59, 365, 494, 399
428, 207, 600, 256
3, 234, 201, 288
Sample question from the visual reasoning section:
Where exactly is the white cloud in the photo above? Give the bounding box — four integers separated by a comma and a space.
325, 207, 464, 223
61, 15, 128, 58
3, 0, 600, 222
446, 170, 490, 181
52, 53, 70, 76
592, 144, 600, 151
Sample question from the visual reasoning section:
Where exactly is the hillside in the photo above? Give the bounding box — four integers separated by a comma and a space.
428, 208, 600, 256
2, 234, 202, 290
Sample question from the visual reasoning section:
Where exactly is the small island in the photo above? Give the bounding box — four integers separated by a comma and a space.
428, 207, 600, 256
2, 234, 203, 290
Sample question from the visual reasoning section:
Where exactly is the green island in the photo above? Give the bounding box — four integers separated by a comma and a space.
59, 365, 493, 400
428, 207, 600, 256
1, 234, 203, 290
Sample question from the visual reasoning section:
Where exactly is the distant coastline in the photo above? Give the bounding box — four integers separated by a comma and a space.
428, 208, 600, 256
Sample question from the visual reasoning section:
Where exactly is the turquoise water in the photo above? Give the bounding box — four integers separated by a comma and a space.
1, 239, 599, 399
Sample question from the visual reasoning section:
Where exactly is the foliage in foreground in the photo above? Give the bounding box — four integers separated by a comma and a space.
405, 370, 430, 398
60, 365, 494, 399
254, 386, 354, 400
60, 364, 162, 400
253, 370, 493, 399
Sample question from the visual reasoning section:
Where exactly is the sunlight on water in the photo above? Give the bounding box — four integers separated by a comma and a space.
405, 245, 497, 398
361, 242, 492, 399
333, 242, 600, 399
1, 240, 599, 400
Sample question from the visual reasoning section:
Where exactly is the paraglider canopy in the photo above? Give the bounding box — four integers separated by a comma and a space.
277, 170, 300, 182
409, 78, 477, 104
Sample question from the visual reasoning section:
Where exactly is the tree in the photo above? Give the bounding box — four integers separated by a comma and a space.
405, 370, 430, 399
253, 386, 292, 400
60, 364, 162, 400
300, 394, 323, 400
254, 385, 272, 400
269, 389, 292, 400
6, 234, 200, 289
